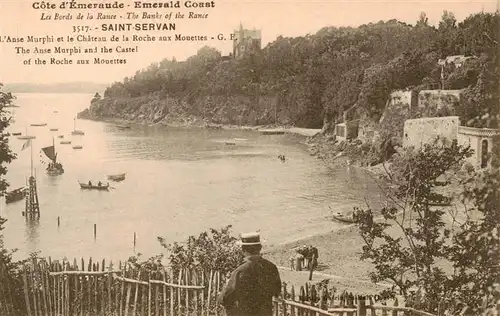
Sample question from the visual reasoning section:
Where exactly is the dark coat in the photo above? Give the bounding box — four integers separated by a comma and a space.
218, 255, 281, 316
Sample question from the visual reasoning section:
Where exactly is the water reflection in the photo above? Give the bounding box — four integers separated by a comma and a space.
25, 217, 40, 256
2, 93, 385, 263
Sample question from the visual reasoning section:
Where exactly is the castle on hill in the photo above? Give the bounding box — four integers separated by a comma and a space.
233, 23, 262, 59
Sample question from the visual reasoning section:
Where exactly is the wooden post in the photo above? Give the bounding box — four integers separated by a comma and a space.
308, 254, 316, 281
22, 266, 32, 316
134, 232, 136, 248
94, 224, 97, 239
57, 217, 60, 227
392, 297, 399, 316
357, 296, 367, 316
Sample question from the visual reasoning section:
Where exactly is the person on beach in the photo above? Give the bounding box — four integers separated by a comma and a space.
218, 232, 282, 316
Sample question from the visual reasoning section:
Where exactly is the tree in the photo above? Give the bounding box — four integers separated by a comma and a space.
0, 83, 16, 194
444, 167, 500, 315
0, 83, 23, 313
354, 139, 473, 313
157, 225, 243, 275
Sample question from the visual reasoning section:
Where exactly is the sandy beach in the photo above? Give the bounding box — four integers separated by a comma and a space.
261, 222, 392, 295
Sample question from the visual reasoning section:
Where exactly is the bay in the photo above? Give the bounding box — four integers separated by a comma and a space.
1, 93, 383, 262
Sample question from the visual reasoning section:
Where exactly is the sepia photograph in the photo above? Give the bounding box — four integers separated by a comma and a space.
0, 0, 499, 315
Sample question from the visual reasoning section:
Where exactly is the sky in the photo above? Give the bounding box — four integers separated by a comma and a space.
0, 0, 498, 85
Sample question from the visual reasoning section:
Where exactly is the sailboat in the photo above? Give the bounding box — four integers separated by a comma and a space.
42, 138, 64, 175
18, 126, 36, 140
71, 118, 85, 135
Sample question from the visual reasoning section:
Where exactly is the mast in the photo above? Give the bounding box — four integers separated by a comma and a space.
30, 138, 33, 177
53, 136, 56, 163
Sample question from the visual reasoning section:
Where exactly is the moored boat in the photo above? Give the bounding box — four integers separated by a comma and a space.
60, 140, 71, 144
72, 145, 83, 149
331, 212, 357, 224
72, 118, 85, 135
50, 128, 59, 131
5, 187, 27, 204
116, 124, 131, 130
12, 132, 21, 136
42, 138, 64, 175
107, 173, 126, 181
57, 135, 64, 138
18, 135, 36, 140
31, 123, 47, 127
79, 182, 109, 190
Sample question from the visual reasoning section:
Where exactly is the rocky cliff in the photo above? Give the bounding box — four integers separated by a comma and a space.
77, 94, 291, 127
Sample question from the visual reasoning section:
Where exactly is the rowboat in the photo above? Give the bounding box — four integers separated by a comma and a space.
331, 212, 357, 224
31, 123, 47, 127
57, 135, 64, 138
72, 145, 83, 149
116, 124, 131, 130
5, 187, 27, 204
79, 182, 109, 190
12, 132, 21, 136
50, 128, 59, 131
18, 135, 36, 140
107, 173, 126, 181
60, 140, 71, 144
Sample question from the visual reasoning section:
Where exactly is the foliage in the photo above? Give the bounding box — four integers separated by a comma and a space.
443, 168, 500, 314
92, 12, 499, 129
157, 225, 243, 276
0, 83, 17, 194
353, 139, 475, 313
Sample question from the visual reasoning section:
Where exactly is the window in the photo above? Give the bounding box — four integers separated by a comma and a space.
481, 139, 489, 168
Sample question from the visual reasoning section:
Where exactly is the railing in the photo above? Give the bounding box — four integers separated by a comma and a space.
21, 257, 225, 316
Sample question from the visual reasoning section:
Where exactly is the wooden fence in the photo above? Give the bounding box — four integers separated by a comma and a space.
21, 257, 225, 316
1, 257, 474, 316
0, 261, 17, 315
273, 282, 437, 316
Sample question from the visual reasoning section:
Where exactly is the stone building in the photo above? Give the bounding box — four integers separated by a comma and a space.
233, 23, 262, 59
457, 126, 500, 169
403, 116, 499, 169
403, 116, 459, 149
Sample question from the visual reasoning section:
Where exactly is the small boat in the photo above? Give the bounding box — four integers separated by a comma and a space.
331, 212, 357, 224
72, 118, 85, 135
17, 127, 35, 140
5, 187, 27, 204
42, 138, 64, 176
53, 110, 58, 113
116, 124, 131, 130
12, 132, 21, 136
50, 128, 59, 131
225, 142, 236, 146
79, 182, 109, 190
3, 133, 10, 137
60, 140, 71, 144
57, 135, 64, 138
31, 123, 47, 127
18, 135, 36, 140
72, 145, 83, 150
107, 173, 126, 182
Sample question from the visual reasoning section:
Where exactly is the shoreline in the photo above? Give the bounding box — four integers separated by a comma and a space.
77, 115, 322, 138
79, 115, 387, 293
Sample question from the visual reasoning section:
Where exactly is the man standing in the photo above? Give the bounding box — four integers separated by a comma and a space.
218, 232, 282, 316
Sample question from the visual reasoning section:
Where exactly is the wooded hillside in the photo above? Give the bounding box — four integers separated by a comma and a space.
85, 11, 499, 129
